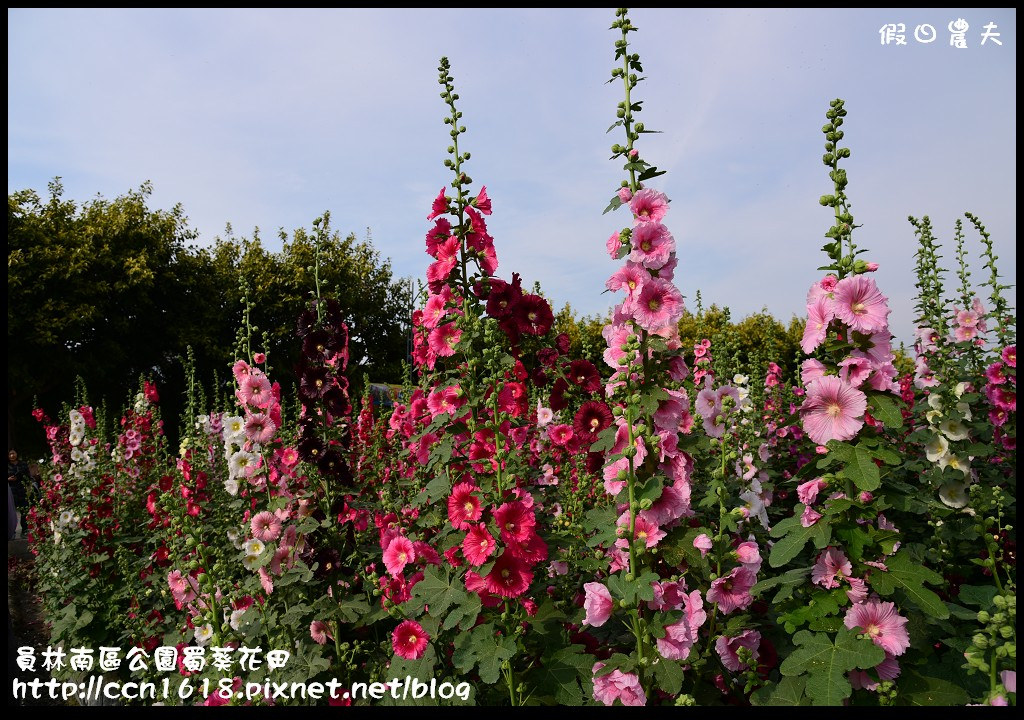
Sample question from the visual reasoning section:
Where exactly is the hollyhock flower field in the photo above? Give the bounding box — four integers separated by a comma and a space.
20, 8, 1014, 708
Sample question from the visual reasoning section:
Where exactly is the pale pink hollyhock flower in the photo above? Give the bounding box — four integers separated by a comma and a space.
244, 412, 277, 445
583, 582, 614, 627
608, 541, 630, 573
802, 296, 835, 353
548, 561, 569, 577
956, 308, 981, 329
800, 376, 867, 444
629, 222, 675, 270
801, 506, 823, 527
251, 511, 283, 543
736, 541, 761, 573
839, 354, 873, 388
844, 599, 911, 656
865, 262, 879, 272
1001, 670, 1016, 694
592, 663, 647, 706
310, 620, 331, 645
988, 696, 1009, 706
695, 387, 721, 421
811, 547, 852, 589
656, 590, 706, 661
536, 402, 554, 427
693, 533, 713, 557
715, 629, 761, 672
707, 567, 756, 614
797, 478, 828, 506
605, 262, 648, 309
833, 275, 890, 334
428, 322, 462, 357
617, 187, 633, 203
629, 188, 669, 224
845, 576, 869, 604
633, 277, 684, 332
392, 620, 429, 660
383, 536, 416, 577
258, 567, 274, 595
807, 274, 839, 303
800, 359, 828, 387
954, 324, 978, 343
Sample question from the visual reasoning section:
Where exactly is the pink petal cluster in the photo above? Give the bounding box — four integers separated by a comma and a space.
592, 663, 647, 706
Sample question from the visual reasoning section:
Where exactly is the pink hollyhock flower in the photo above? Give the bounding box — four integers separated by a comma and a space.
656, 590, 707, 661
833, 275, 890, 334
647, 579, 688, 611
839, 354, 873, 388
629, 188, 669, 224
427, 384, 465, 418
954, 323, 978, 343
812, 547, 852, 589
427, 187, 447, 221
474, 185, 492, 215
800, 376, 867, 444
425, 218, 451, 256
1001, 670, 1016, 693
643, 477, 692, 526
603, 457, 629, 496
251, 511, 283, 543
605, 262, 648, 309
548, 423, 574, 447
422, 293, 449, 330
736, 541, 761, 573
695, 387, 721, 421
583, 582, 614, 627
606, 230, 625, 259
392, 620, 429, 660
447, 482, 482, 530
693, 533, 713, 557
633, 277, 684, 332
801, 506, 823, 527
849, 652, 900, 690
800, 358, 828, 387
985, 362, 1007, 386
707, 567, 756, 614
536, 402, 554, 427
845, 576, 868, 604
844, 599, 911, 656
244, 412, 277, 445
629, 222, 675, 270
617, 187, 633, 203
258, 567, 274, 595
484, 552, 533, 598
716, 629, 761, 671
463, 523, 496, 566
808, 274, 838, 302
1001, 345, 1016, 368
383, 536, 416, 577
428, 322, 462, 357
310, 619, 331, 645
797, 478, 828, 506
238, 372, 273, 409
631, 514, 667, 548
493, 501, 536, 544
592, 663, 647, 706
802, 295, 835, 353
956, 308, 981, 329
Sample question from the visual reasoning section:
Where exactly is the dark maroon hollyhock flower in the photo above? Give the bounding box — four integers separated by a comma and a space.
323, 386, 351, 417
299, 366, 332, 400
298, 434, 325, 464
499, 316, 522, 348
555, 333, 571, 355
585, 452, 604, 474
573, 400, 613, 441
530, 367, 548, 387
317, 448, 352, 485
537, 347, 559, 368
567, 359, 602, 394
486, 279, 521, 319
549, 377, 570, 412
515, 294, 553, 336
297, 308, 318, 338
303, 328, 339, 361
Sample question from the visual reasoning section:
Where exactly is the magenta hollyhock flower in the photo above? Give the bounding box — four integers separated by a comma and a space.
811, 547, 852, 589
801, 506, 823, 527
693, 533, 713, 557
706, 567, 756, 614
392, 620, 430, 660
629, 222, 675, 270
802, 295, 835, 353
483, 552, 532, 598
629, 188, 669, 224
985, 362, 1007, 386
426, 256, 457, 293
447, 482, 482, 530
244, 412, 277, 445
422, 293, 449, 330
427, 187, 447, 221
425, 218, 451, 256
797, 478, 828, 506
715, 629, 761, 672
310, 620, 331, 645
992, 386, 1016, 411
251, 511, 283, 543
493, 501, 536, 544
427, 385, 465, 418
1002, 345, 1016, 368
800, 376, 867, 444
428, 322, 462, 357
474, 185, 492, 215
633, 277, 684, 332
833, 275, 890, 334
548, 423, 574, 447
582, 582, 614, 627
592, 663, 647, 706
462, 523, 496, 566
383, 536, 416, 577
844, 599, 911, 656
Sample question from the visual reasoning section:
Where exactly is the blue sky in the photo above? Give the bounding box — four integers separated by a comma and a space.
8, 8, 1017, 347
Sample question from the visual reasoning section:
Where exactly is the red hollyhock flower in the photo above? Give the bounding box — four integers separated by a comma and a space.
484, 552, 533, 598
447, 482, 483, 530
463, 523, 497, 566
493, 501, 536, 544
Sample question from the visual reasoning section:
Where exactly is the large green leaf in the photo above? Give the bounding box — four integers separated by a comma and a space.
896, 669, 971, 706
867, 553, 949, 619
769, 510, 832, 568
843, 445, 881, 492
867, 392, 904, 429
531, 645, 593, 705
780, 629, 885, 706
452, 623, 516, 684
410, 566, 470, 619
750, 676, 809, 706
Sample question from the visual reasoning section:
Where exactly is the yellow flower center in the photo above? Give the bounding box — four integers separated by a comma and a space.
852, 302, 866, 315
827, 403, 842, 418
